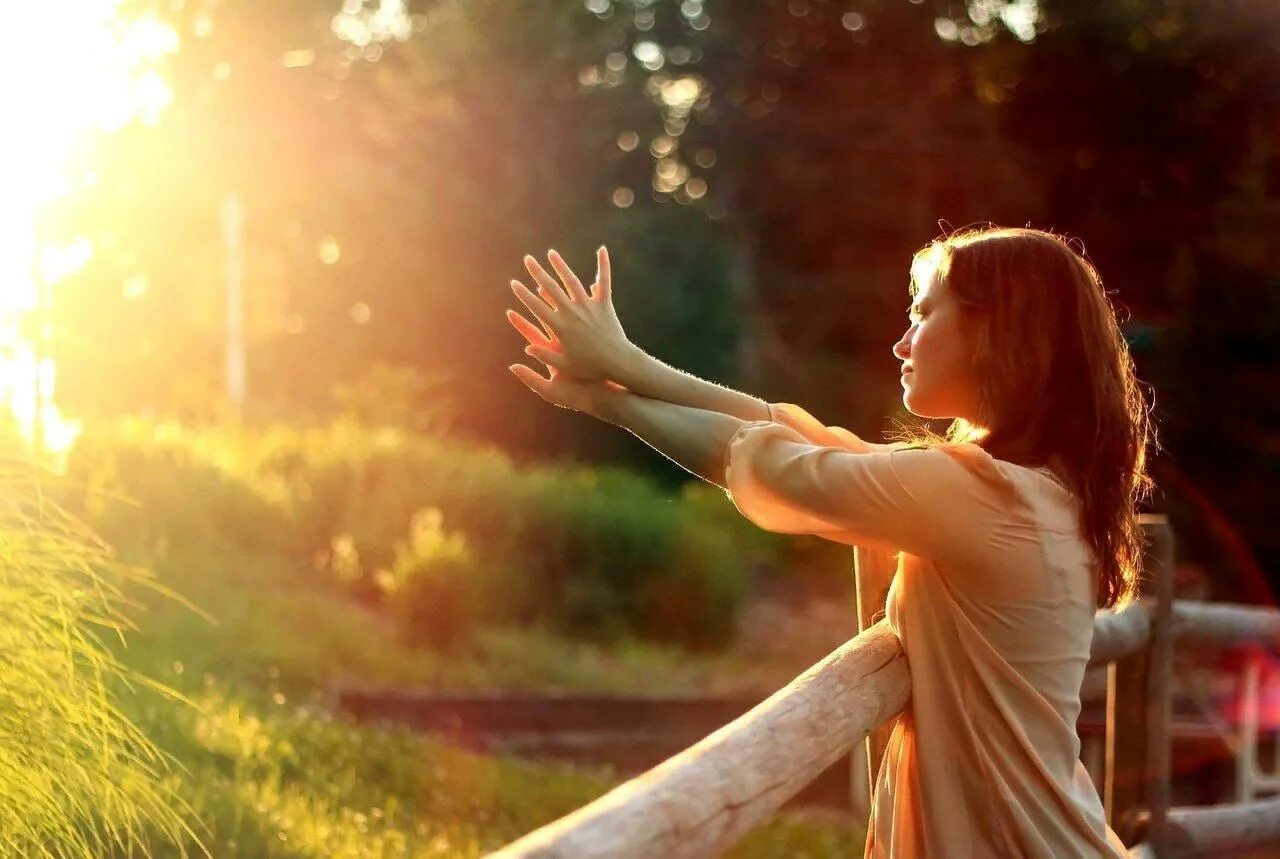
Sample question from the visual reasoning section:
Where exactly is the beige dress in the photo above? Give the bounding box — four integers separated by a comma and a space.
723, 402, 1130, 858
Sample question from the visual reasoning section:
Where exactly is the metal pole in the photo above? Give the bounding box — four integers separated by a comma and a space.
222, 192, 245, 414
30, 254, 45, 453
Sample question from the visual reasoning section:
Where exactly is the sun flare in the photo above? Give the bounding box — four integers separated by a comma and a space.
0, 1, 177, 454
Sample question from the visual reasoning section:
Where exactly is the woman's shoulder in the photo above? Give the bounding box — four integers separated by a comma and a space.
898, 442, 1070, 493
890, 440, 1018, 501
767, 402, 898, 454
889, 442, 1081, 529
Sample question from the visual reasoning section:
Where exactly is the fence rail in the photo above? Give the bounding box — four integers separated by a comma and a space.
488, 622, 907, 858
492, 518, 1280, 858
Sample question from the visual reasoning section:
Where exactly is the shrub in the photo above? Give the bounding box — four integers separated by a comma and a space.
377, 507, 484, 650
65, 417, 786, 651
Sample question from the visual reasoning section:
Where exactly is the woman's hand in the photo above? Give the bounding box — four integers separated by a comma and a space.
506, 246, 635, 383
508, 360, 625, 417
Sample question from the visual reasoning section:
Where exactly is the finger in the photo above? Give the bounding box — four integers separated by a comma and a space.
547, 249, 590, 303
537, 284, 560, 311
506, 308, 555, 348
524, 255, 573, 307
509, 363, 550, 396
594, 245, 611, 302
510, 280, 558, 334
524, 344, 567, 371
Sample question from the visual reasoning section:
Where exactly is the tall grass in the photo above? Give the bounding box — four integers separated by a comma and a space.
0, 449, 199, 856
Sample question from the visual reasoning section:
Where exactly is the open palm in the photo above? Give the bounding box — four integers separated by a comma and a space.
505, 246, 634, 383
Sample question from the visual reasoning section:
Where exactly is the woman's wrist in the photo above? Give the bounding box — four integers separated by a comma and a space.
608, 342, 651, 389
589, 381, 629, 425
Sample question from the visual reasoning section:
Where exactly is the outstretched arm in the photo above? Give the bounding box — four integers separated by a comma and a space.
508, 247, 892, 452
507, 353, 749, 491
612, 345, 773, 424
591, 385, 750, 491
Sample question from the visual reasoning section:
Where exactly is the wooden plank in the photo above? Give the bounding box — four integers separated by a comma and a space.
1090, 600, 1152, 666
1156, 795, 1280, 858
1144, 517, 1175, 850
1105, 514, 1174, 846
1107, 630, 1148, 839
1172, 602, 1280, 652
1089, 599, 1280, 668
489, 620, 910, 859
853, 545, 898, 813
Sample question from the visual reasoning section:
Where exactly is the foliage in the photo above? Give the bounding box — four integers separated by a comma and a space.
64, 416, 784, 652
34, 0, 1278, 587
0, 450, 199, 856
21, 414, 853, 856
330, 362, 458, 435
376, 506, 483, 650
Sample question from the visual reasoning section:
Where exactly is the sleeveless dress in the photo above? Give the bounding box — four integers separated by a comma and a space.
723, 402, 1130, 858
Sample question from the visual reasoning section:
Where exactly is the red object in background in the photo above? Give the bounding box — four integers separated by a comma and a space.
1212, 649, 1280, 732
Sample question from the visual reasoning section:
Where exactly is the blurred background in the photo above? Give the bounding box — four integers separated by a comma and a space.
1, 0, 1277, 855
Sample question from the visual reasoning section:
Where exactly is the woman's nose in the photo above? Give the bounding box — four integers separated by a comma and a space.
892, 330, 911, 360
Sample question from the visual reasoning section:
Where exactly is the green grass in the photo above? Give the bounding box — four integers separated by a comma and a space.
28, 418, 864, 856
101, 546, 866, 855
115, 678, 864, 858
0, 454, 199, 856
122, 680, 616, 857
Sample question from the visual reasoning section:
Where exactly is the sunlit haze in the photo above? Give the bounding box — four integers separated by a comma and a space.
0, 1, 176, 453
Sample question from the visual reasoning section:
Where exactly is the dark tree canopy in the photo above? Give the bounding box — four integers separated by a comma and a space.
37, 0, 1280, 598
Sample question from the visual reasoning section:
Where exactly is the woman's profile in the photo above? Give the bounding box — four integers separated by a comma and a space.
505, 225, 1154, 857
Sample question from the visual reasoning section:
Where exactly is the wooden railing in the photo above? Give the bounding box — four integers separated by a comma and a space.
491, 517, 1280, 858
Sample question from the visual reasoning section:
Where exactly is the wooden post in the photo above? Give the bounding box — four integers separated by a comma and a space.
852, 546, 899, 812
1105, 514, 1174, 846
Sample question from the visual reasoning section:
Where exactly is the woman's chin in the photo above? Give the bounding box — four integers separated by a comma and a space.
902, 394, 947, 421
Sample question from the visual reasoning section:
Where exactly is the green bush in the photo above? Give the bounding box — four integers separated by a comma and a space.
65, 417, 785, 651
377, 507, 483, 651
69, 419, 295, 559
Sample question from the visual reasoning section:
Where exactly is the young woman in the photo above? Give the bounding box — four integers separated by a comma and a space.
505, 225, 1154, 857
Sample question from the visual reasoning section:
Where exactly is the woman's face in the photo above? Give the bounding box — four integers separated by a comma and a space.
892, 271, 983, 422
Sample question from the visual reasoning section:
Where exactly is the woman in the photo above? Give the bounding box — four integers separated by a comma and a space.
505, 225, 1154, 857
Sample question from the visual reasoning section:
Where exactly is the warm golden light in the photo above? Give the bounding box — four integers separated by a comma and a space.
0, 1, 177, 454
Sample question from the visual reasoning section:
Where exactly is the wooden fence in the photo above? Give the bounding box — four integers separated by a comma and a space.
489, 516, 1280, 858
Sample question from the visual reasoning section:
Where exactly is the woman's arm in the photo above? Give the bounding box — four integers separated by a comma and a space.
608, 349, 898, 456
591, 383, 751, 490
510, 248, 772, 424
613, 343, 773, 424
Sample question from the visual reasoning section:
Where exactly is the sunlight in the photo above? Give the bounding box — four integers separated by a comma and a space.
0, 1, 177, 454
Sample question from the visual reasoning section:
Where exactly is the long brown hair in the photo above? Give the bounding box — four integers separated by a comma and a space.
904, 226, 1157, 610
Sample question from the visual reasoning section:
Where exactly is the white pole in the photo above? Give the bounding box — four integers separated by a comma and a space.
222, 192, 245, 414
30, 258, 44, 452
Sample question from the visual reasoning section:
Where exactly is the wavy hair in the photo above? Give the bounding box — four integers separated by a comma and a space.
901, 226, 1157, 610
